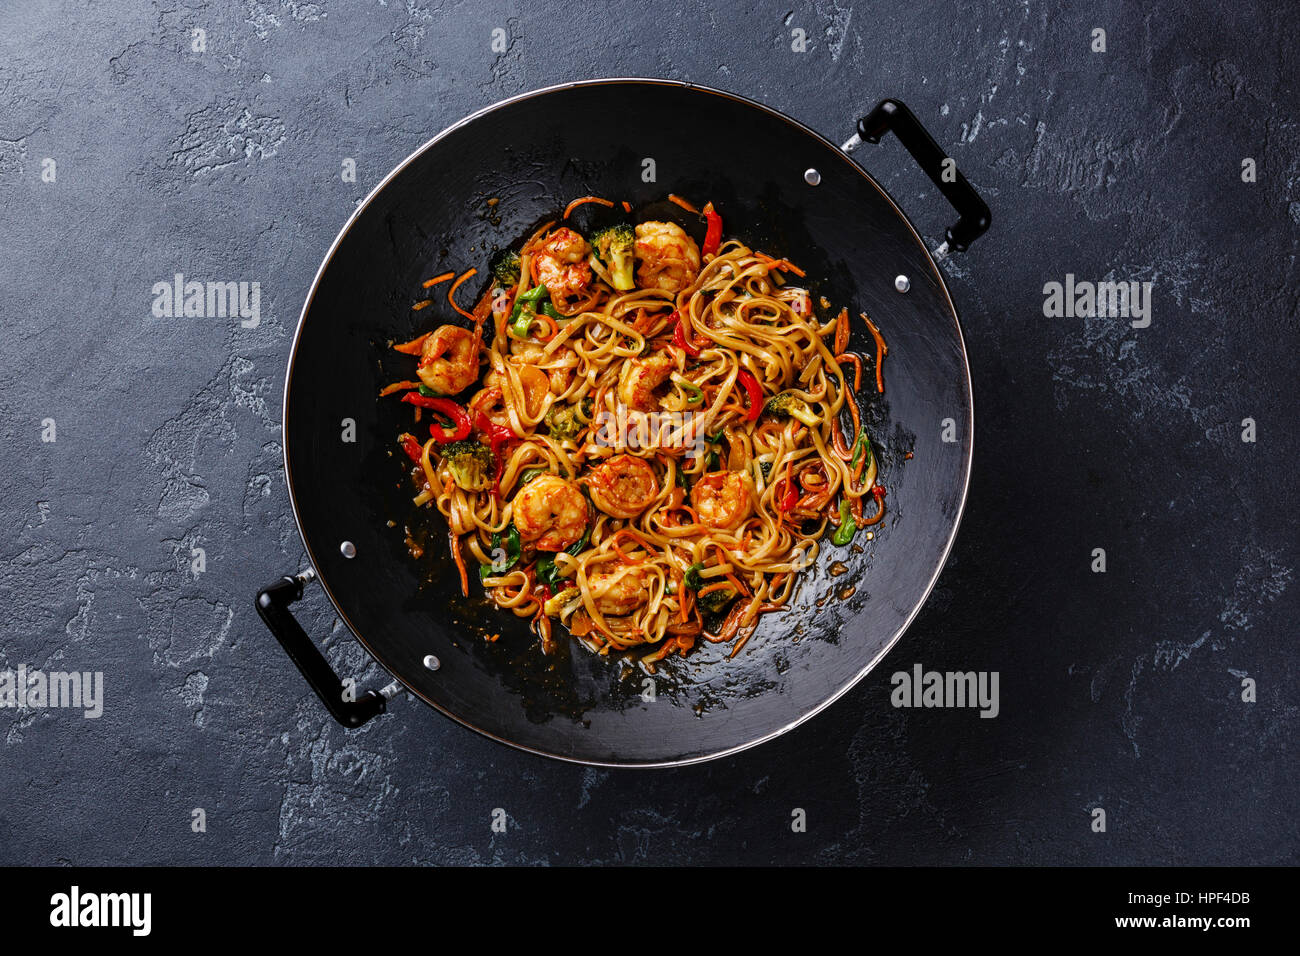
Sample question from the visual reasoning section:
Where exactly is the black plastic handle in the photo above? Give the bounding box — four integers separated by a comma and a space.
857, 99, 991, 253
255, 573, 387, 728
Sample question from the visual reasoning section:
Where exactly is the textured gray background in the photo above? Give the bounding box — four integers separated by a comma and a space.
1, 0, 1296, 865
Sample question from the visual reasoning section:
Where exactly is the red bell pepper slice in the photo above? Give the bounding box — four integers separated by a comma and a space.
398, 433, 423, 463
671, 311, 702, 358
736, 369, 763, 422
475, 411, 514, 500
402, 393, 471, 443
778, 461, 798, 512
701, 202, 722, 257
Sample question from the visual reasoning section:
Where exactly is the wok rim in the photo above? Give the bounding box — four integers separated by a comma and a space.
281, 77, 976, 768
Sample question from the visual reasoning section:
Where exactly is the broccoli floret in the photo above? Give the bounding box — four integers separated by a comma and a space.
589, 224, 636, 291
544, 403, 585, 442
439, 439, 493, 491
698, 586, 738, 614
763, 391, 820, 427
491, 250, 521, 288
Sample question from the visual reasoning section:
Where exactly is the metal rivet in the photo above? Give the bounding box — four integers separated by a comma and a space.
803, 168, 821, 186
423, 655, 441, 672
340, 540, 357, 558
894, 274, 910, 293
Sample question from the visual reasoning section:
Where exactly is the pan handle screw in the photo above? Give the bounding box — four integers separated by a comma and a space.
894, 274, 910, 293
340, 540, 357, 558
423, 655, 441, 672
803, 168, 821, 186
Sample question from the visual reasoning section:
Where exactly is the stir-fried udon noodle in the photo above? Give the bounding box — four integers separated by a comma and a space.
383, 195, 888, 670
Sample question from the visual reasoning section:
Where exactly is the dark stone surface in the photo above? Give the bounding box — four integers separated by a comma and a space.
0, 0, 1295, 865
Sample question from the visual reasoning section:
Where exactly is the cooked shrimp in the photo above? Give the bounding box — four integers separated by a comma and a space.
512, 474, 587, 551
587, 454, 660, 519
617, 353, 673, 411
535, 227, 593, 301
485, 364, 550, 419
690, 470, 753, 529
588, 566, 647, 616
418, 325, 479, 395
634, 221, 701, 293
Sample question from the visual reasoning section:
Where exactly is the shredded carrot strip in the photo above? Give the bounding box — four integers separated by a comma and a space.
620, 527, 655, 549
378, 380, 421, 397
563, 195, 615, 218
393, 332, 429, 354
698, 581, 733, 597
831, 415, 852, 460
836, 352, 863, 392
668, 194, 700, 214
677, 574, 688, 623
411, 299, 433, 311
447, 268, 477, 320
756, 253, 805, 276
450, 531, 468, 598
607, 529, 648, 565
611, 538, 636, 564
834, 307, 849, 355
846, 390, 861, 445
621, 200, 632, 213
422, 271, 456, 289
610, 527, 655, 557
533, 312, 558, 342
862, 312, 887, 393
724, 572, 750, 597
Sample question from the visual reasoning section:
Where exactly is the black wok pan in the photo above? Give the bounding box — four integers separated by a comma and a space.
256, 79, 988, 766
